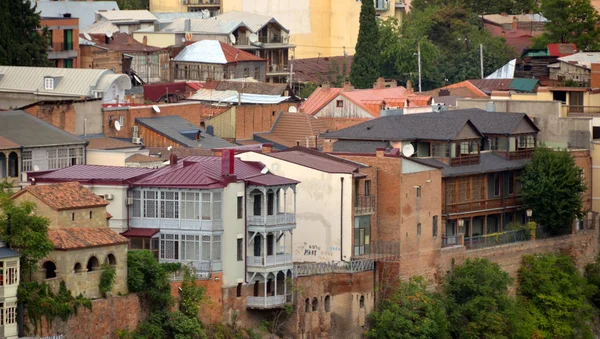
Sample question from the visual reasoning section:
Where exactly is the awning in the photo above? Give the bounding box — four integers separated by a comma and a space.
121, 228, 160, 238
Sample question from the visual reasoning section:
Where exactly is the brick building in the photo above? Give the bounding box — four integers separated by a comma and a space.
41, 15, 80, 68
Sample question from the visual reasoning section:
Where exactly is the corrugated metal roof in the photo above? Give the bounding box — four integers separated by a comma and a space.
216, 10, 289, 33
0, 66, 131, 98
268, 150, 362, 174
557, 52, 600, 69
548, 43, 578, 57
81, 20, 120, 34
0, 111, 86, 147
174, 40, 263, 64
158, 17, 246, 34
341, 87, 409, 117
188, 89, 289, 104
135, 116, 235, 149
98, 10, 158, 23
299, 87, 343, 115
34, 1, 119, 29
482, 13, 548, 25
31, 164, 155, 182
509, 78, 539, 92
153, 12, 208, 23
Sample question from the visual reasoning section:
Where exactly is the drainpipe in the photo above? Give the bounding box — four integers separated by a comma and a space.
244, 184, 248, 284
340, 177, 344, 262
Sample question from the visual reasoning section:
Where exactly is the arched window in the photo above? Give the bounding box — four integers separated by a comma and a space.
7, 152, 18, 178
305, 298, 310, 312
73, 262, 82, 273
312, 297, 318, 312
324, 295, 331, 312
0, 153, 6, 178
106, 254, 117, 266
43, 261, 57, 279
87, 256, 100, 272
359, 295, 365, 309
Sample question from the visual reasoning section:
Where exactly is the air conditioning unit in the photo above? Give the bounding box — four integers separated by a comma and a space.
126, 197, 134, 205
105, 193, 114, 200
132, 137, 141, 144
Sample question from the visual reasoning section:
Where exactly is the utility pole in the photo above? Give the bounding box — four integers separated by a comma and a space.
480, 43, 484, 79
417, 41, 422, 93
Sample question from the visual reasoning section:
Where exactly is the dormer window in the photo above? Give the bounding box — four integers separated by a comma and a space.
44, 77, 54, 90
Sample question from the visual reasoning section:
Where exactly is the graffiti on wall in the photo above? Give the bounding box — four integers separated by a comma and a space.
295, 242, 341, 261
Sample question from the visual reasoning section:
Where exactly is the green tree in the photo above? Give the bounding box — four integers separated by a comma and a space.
366, 277, 450, 339
410, 0, 538, 15
299, 82, 318, 98
0, 0, 49, 66
114, 0, 149, 10
350, 0, 380, 89
445, 258, 535, 338
519, 253, 594, 338
520, 147, 586, 234
584, 255, 600, 307
533, 0, 600, 51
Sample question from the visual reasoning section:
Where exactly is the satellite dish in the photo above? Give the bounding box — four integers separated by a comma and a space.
402, 144, 415, 157
106, 31, 113, 39
83, 32, 92, 41
288, 106, 298, 113
260, 167, 269, 174
181, 37, 186, 43
114, 120, 122, 131
201, 9, 210, 18
167, 146, 173, 151
229, 33, 237, 44
249, 33, 258, 44
152, 105, 161, 113
33, 165, 40, 172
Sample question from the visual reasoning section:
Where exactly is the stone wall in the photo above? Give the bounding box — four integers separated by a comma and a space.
27, 294, 145, 339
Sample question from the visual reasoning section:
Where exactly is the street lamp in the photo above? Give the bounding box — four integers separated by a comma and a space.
457, 218, 465, 234
526, 209, 533, 223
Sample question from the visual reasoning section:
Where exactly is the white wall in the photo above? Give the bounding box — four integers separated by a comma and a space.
86, 148, 148, 167
84, 185, 129, 233
222, 182, 246, 286
236, 152, 353, 263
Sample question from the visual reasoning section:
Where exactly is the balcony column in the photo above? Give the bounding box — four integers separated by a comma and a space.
284, 269, 287, 297
263, 273, 267, 308
274, 272, 278, 298
284, 188, 287, 221
293, 186, 297, 216
262, 188, 267, 224
263, 232, 267, 265
274, 231, 277, 265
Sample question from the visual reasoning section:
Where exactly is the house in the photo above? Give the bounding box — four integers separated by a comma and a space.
19, 99, 104, 136
79, 36, 131, 75
34, 1, 119, 29
125, 152, 299, 309
172, 40, 266, 82
0, 246, 21, 339
134, 116, 235, 148
235, 146, 377, 263
85, 136, 148, 166
0, 66, 131, 108
41, 14, 80, 68
0, 111, 87, 185
81, 21, 120, 35
81, 32, 169, 83
12, 182, 129, 298
95, 10, 159, 34
549, 52, 600, 86
322, 108, 540, 249
27, 165, 156, 232
516, 43, 578, 80
251, 112, 328, 149
481, 13, 547, 32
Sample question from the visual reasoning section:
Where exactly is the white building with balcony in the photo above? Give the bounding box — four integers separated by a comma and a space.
0, 247, 21, 339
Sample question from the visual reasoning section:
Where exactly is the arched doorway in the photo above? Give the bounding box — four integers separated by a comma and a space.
7, 152, 18, 178
0, 153, 5, 178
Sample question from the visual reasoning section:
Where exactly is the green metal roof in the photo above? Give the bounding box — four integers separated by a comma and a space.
509, 78, 539, 92
522, 49, 550, 57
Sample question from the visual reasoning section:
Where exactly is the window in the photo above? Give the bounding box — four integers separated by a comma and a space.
490, 137, 499, 151
144, 191, 158, 218
89, 211, 93, 219
237, 196, 243, 219
336, 100, 344, 108
212, 235, 221, 261
201, 192, 211, 220
180, 235, 199, 261
460, 142, 470, 155
417, 223, 421, 236
119, 115, 124, 127
354, 216, 371, 256
254, 281, 259, 296
518, 135, 535, 149
267, 279, 273, 294
74, 262, 82, 273
71, 213, 75, 221
182, 192, 199, 220
202, 235, 211, 261
508, 172, 515, 195
324, 295, 331, 312
243, 68, 250, 77
161, 191, 179, 219
494, 174, 501, 196
267, 234, 274, 256
433, 216, 438, 238
212, 192, 222, 221
236, 283, 242, 297
44, 77, 54, 90
5, 305, 15, 325
305, 298, 310, 312
267, 191, 274, 215
64, 29, 73, 50
365, 180, 371, 196
359, 295, 365, 308
416, 186, 421, 198
6, 266, 17, 285
253, 194, 262, 216
254, 67, 260, 80
237, 238, 243, 261
312, 297, 318, 311
132, 190, 142, 218
160, 234, 179, 260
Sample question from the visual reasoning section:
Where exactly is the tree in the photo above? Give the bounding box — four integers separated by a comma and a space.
367, 277, 450, 339
350, 0, 380, 89
0, 0, 49, 66
533, 0, 600, 51
114, 0, 149, 10
519, 253, 594, 338
410, 0, 538, 15
520, 147, 586, 234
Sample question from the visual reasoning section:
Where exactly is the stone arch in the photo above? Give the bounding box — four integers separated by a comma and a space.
87, 256, 100, 272
312, 297, 318, 312
43, 261, 57, 279
7, 152, 18, 178
305, 298, 310, 312
74, 262, 83, 273
359, 295, 365, 308
106, 253, 117, 266
324, 295, 331, 312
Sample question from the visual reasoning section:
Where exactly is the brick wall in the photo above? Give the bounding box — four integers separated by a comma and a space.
23, 103, 77, 134
27, 294, 145, 339
169, 272, 224, 324
235, 103, 298, 140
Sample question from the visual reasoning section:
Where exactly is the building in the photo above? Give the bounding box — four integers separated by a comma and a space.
0, 66, 131, 108
481, 13, 547, 32
85, 136, 148, 166
0, 111, 87, 185
79, 36, 131, 75
150, 0, 222, 15
41, 14, 80, 68
172, 40, 267, 82
251, 111, 328, 149
95, 10, 159, 34
549, 52, 600, 86
235, 146, 377, 263
34, 1, 119, 29
134, 116, 235, 148
516, 43, 578, 80
293, 55, 353, 92
0, 246, 21, 339
19, 99, 104, 136
12, 182, 129, 298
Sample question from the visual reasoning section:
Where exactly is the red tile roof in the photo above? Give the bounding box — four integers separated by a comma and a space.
12, 182, 108, 211
299, 87, 343, 115
219, 41, 264, 63
121, 228, 159, 238
0, 136, 19, 150
49, 228, 128, 250
29, 165, 155, 184
423, 80, 488, 98
293, 56, 353, 84
83, 32, 164, 53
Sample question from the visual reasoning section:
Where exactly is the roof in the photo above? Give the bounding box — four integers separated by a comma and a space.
332, 140, 391, 153
125, 154, 164, 163
413, 152, 531, 177
48, 228, 129, 250
254, 112, 328, 149
143, 82, 188, 102
187, 89, 289, 104
216, 10, 289, 33
0, 247, 21, 259
293, 56, 353, 85
135, 116, 235, 149
482, 13, 548, 25
548, 43, 578, 57
0, 136, 20, 150
153, 12, 208, 22
83, 32, 164, 53
0, 111, 85, 147
323, 108, 537, 141
174, 40, 264, 64
509, 78, 539, 92
97, 10, 158, 23
86, 137, 139, 150
557, 52, 600, 70
422, 80, 488, 98
12, 182, 109, 211
215, 81, 289, 96
81, 20, 120, 35
121, 228, 160, 238
29, 165, 155, 184
0, 66, 131, 98
340, 87, 410, 117
146, 147, 213, 160
483, 23, 536, 54
34, 1, 119, 29
268, 148, 365, 174
469, 79, 515, 94
148, 17, 248, 34
299, 87, 343, 114
133, 156, 299, 188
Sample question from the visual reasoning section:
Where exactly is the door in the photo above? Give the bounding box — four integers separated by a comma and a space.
253, 235, 261, 257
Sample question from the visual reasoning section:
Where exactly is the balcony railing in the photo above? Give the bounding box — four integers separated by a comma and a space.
444, 196, 523, 214
508, 148, 534, 160
450, 154, 480, 166
235, 36, 249, 46
48, 42, 73, 52
248, 213, 296, 227
442, 233, 464, 248
259, 35, 287, 44
246, 294, 292, 309
464, 228, 530, 250
354, 195, 375, 215
185, 0, 220, 5
564, 105, 600, 115
247, 254, 293, 267
268, 64, 290, 73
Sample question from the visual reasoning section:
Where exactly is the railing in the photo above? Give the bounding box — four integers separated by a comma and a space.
444, 196, 523, 214
185, 0, 220, 5
508, 148, 534, 160
246, 295, 290, 308
450, 154, 480, 166
294, 258, 375, 277
464, 228, 530, 250
442, 233, 464, 248
247, 213, 296, 227
247, 254, 293, 267
354, 195, 376, 215
374, 0, 390, 10
268, 64, 290, 73
259, 35, 286, 44
235, 36, 249, 46
48, 42, 73, 52
166, 260, 221, 281
564, 105, 600, 115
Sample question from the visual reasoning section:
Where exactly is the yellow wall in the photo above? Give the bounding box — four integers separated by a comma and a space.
132, 32, 178, 48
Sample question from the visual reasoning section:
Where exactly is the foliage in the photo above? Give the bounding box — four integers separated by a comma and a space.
0, 185, 55, 277
366, 277, 450, 339
584, 255, 600, 308
410, 0, 539, 15
350, 0, 380, 89
99, 263, 117, 298
0, 0, 50, 66
179, 267, 206, 319
520, 147, 586, 234
299, 82, 318, 98
18, 281, 92, 332
533, 0, 600, 51
518, 253, 594, 338
126, 250, 179, 312
113, 0, 149, 10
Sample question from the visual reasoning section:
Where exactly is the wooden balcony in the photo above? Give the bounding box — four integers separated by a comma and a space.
450, 154, 480, 166
247, 214, 296, 227
444, 196, 523, 215
246, 294, 293, 309
354, 195, 375, 215
508, 148, 534, 160
247, 254, 293, 268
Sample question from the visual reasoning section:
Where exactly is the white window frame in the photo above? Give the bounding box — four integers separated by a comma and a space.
44, 77, 54, 90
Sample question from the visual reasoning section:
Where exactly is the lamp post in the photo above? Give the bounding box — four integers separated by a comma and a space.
457, 218, 465, 234
457, 218, 465, 246
526, 209, 533, 223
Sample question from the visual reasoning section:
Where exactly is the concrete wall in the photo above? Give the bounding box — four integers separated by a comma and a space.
86, 148, 148, 167
222, 182, 246, 287
0, 93, 80, 110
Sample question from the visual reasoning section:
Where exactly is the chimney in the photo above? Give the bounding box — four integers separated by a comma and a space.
221, 149, 235, 176
184, 19, 191, 32
373, 77, 386, 89
323, 139, 334, 153
169, 153, 178, 165
406, 80, 414, 93
261, 143, 273, 154
143, 36, 147, 46
342, 81, 353, 92
321, 82, 330, 91
512, 16, 518, 30
153, 21, 160, 32
376, 148, 386, 158
592, 63, 600, 88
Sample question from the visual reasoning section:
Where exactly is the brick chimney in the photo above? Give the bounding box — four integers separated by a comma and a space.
373, 77, 386, 89
512, 16, 518, 30
376, 148, 386, 157
143, 36, 147, 46
406, 80, 414, 93
591, 63, 600, 88
323, 139, 334, 153
342, 81, 354, 92
169, 153, 178, 165
261, 143, 273, 154
321, 82, 330, 91
221, 149, 235, 176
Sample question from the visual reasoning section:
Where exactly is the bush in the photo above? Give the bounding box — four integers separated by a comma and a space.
99, 263, 116, 297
